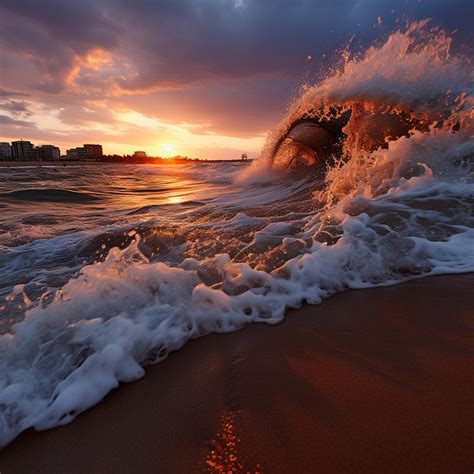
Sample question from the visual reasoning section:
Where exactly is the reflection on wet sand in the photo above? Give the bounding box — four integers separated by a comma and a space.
203, 410, 264, 473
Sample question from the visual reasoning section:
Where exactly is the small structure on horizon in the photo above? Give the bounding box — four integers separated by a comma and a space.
241, 153, 248, 161
12, 140, 36, 161
0, 142, 12, 160
66, 144, 103, 160
84, 144, 103, 159
133, 151, 147, 159
37, 145, 60, 160
66, 147, 86, 160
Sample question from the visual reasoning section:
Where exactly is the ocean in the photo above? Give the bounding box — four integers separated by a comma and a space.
0, 22, 473, 447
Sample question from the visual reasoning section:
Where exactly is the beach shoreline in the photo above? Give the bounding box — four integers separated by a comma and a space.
1, 273, 473, 473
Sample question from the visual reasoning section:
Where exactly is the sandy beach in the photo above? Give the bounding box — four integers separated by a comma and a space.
1, 274, 472, 473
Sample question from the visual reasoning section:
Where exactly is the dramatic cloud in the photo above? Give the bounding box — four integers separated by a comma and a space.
0, 114, 36, 128
0, 88, 29, 98
0, 100, 32, 116
0, 0, 472, 158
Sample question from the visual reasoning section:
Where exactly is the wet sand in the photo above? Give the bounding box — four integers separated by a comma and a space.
1, 274, 473, 473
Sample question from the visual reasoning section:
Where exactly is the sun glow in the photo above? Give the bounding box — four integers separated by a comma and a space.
167, 195, 183, 204
163, 143, 174, 154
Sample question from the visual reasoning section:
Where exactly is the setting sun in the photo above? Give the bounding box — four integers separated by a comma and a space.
163, 144, 174, 153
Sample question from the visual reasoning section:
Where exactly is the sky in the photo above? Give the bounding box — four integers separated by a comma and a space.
0, 0, 472, 159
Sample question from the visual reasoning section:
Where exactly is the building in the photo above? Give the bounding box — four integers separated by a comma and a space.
241, 153, 248, 161
66, 144, 103, 160
12, 140, 37, 160
84, 144, 103, 159
66, 147, 87, 160
133, 151, 147, 158
37, 145, 60, 160
0, 142, 12, 159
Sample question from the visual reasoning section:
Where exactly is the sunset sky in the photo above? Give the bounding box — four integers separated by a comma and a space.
0, 0, 471, 159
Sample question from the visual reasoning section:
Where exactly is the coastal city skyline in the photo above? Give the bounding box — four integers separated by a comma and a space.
0, 139, 102, 161
0, 138, 248, 161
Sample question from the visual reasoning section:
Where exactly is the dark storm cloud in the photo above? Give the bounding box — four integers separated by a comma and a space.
0, 0, 120, 92
0, 0, 118, 51
1, 0, 472, 93
110, 0, 473, 91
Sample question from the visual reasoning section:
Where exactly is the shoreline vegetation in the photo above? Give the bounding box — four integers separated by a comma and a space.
0, 157, 253, 168
1, 274, 473, 472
